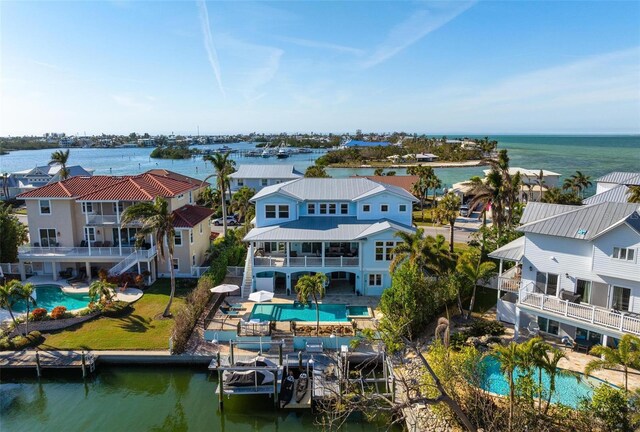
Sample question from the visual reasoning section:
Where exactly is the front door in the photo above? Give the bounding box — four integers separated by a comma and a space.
39, 228, 57, 247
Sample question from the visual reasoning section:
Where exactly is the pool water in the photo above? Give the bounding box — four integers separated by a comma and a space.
347, 306, 370, 317
481, 356, 601, 408
250, 303, 349, 322
13, 285, 92, 313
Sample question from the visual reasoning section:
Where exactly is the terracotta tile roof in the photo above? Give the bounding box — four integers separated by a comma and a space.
172, 205, 215, 228
146, 169, 207, 187
357, 175, 419, 193
17, 170, 201, 201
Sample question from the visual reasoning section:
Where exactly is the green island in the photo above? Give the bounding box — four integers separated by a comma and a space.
149, 145, 193, 159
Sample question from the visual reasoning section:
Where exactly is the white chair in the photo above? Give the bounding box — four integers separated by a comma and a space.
527, 321, 540, 337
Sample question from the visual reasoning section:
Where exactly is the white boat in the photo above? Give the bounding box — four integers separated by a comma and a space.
276, 147, 290, 159
261, 144, 273, 158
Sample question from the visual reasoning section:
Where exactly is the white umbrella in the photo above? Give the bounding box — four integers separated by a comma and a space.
248, 290, 274, 302
210, 284, 240, 294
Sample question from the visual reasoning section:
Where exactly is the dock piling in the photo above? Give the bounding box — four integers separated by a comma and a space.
35, 350, 41, 378
81, 351, 87, 378
218, 369, 224, 411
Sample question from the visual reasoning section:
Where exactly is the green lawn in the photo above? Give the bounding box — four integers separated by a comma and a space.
40, 279, 195, 350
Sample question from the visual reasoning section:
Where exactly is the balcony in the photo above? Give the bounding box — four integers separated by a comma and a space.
85, 214, 143, 226
18, 246, 136, 259
519, 286, 640, 336
253, 255, 359, 268
497, 266, 521, 293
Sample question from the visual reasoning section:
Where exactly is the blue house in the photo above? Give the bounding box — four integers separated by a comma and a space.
242, 178, 417, 296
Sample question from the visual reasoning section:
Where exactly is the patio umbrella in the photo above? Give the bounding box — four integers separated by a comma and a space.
210, 284, 240, 294
248, 290, 274, 302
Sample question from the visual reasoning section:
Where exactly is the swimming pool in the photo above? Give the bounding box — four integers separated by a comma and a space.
480, 355, 603, 408
13, 285, 93, 313
250, 303, 350, 322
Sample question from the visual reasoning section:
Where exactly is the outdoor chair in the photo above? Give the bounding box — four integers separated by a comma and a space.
59, 268, 73, 279
223, 300, 245, 310
94, 241, 103, 247
527, 321, 540, 337
102, 241, 112, 247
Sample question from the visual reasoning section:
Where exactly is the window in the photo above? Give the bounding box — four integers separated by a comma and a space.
363, 204, 371, 212
576, 279, 592, 304
375, 241, 396, 261
189, 191, 193, 204
340, 203, 349, 214
261, 179, 268, 186
535, 272, 558, 296
329, 203, 336, 214
113, 202, 124, 213
307, 203, 315, 215
613, 247, 635, 261
319, 204, 327, 214
612, 286, 631, 311
381, 204, 389, 212
302, 242, 312, 253
368, 274, 382, 287
238, 179, 244, 187
177, 193, 184, 200
192, 255, 196, 266
84, 227, 96, 243
172, 258, 179, 270
39, 200, 51, 215
81, 202, 93, 214
537, 317, 559, 335
399, 204, 407, 212
199, 223, 203, 234
175, 230, 182, 246
576, 328, 602, 345
278, 205, 289, 218
39, 228, 57, 247
190, 229, 194, 244
265, 205, 276, 218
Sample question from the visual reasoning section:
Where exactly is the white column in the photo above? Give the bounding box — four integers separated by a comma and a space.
116, 202, 122, 256
286, 242, 290, 267
514, 308, 521, 339
52, 262, 59, 281
321, 242, 325, 267
87, 227, 92, 255
19, 262, 26, 281
602, 334, 609, 348
137, 262, 141, 275
85, 262, 91, 281
359, 241, 363, 270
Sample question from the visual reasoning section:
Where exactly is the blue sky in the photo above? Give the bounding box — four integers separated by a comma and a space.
1, 0, 639, 135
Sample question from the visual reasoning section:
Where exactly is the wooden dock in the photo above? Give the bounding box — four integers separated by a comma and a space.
0, 350, 96, 377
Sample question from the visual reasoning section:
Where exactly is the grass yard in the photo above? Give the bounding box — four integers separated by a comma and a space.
39, 279, 195, 350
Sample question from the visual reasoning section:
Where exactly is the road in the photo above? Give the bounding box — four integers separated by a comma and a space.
418, 217, 483, 244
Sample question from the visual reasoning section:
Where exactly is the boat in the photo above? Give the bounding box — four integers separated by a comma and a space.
219, 145, 237, 154
245, 149, 262, 157
276, 147, 290, 159
279, 373, 295, 408
298, 147, 313, 154
261, 144, 273, 158
224, 369, 275, 387
295, 373, 309, 402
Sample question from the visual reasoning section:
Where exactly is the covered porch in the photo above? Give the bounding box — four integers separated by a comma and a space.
251, 241, 360, 268
488, 236, 524, 324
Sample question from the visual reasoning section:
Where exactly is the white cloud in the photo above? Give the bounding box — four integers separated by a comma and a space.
278, 36, 364, 56
197, 0, 225, 97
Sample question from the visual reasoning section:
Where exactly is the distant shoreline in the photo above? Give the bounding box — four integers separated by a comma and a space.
328, 160, 488, 169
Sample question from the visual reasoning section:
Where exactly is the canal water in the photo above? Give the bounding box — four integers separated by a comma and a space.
0, 366, 400, 431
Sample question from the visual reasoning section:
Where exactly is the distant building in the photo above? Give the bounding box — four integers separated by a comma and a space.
482, 167, 561, 202
411, 153, 439, 162
583, 172, 640, 205
1, 165, 93, 200
357, 175, 419, 194
229, 165, 303, 192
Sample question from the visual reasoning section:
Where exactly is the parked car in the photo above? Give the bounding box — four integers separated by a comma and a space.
213, 215, 237, 226
459, 205, 470, 217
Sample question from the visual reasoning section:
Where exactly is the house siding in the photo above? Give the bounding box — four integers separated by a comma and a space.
254, 195, 299, 227
356, 192, 412, 226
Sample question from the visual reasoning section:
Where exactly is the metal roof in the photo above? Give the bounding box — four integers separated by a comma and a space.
518, 202, 640, 240
229, 165, 303, 179
583, 184, 631, 205
243, 217, 415, 242
488, 236, 525, 261
519, 202, 581, 225
596, 172, 640, 185
250, 178, 417, 202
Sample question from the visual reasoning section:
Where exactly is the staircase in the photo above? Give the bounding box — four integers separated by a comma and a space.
108, 248, 156, 276
241, 254, 253, 298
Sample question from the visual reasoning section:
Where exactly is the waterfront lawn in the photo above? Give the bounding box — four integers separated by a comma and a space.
40, 279, 194, 350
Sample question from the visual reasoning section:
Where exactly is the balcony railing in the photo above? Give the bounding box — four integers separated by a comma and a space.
18, 246, 136, 258
85, 215, 143, 226
519, 287, 640, 336
253, 255, 359, 268
498, 276, 521, 293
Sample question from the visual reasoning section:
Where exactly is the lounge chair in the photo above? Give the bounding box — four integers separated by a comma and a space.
223, 300, 245, 310
220, 307, 241, 316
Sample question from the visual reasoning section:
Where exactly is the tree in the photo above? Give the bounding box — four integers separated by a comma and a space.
411, 176, 428, 219
373, 167, 384, 176
0, 280, 22, 329
585, 334, 640, 392
535, 170, 546, 202
17, 282, 36, 336
203, 153, 235, 236
492, 342, 520, 432
0, 203, 29, 262
231, 186, 255, 224
121, 196, 176, 317
304, 165, 329, 178
455, 248, 496, 319
541, 187, 582, 205
434, 192, 460, 253
197, 186, 220, 211
49, 149, 71, 180
563, 170, 592, 198
389, 228, 426, 272
294, 273, 327, 336
540, 346, 571, 414
627, 186, 640, 203
88, 280, 117, 304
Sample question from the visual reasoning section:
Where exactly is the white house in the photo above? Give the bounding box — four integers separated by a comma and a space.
242, 178, 417, 297
229, 165, 303, 192
491, 201, 640, 348
583, 172, 640, 205
1, 165, 93, 200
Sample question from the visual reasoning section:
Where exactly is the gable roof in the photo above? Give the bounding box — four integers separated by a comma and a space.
518, 201, 640, 240
596, 172, 640, 185
519, 202, 582, 225
17, 170, 202, 201
229, 165, 303, 179
583, 184, 631, 205
146, 169, 204, 187
488, 236, 525, 261
250, 178, 417, 202
172, 205, 215, 228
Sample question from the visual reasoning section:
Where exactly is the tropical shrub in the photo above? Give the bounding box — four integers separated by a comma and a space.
580, 385, 632, 432
467, 320, 505, 337
171, 273, 216, 354
31, 308, 48, 321
50, 306, 67, 320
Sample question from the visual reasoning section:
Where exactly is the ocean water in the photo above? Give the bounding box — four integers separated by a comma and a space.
1, 136, 638, 196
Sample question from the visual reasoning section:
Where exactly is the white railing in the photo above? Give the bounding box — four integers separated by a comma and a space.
0, 262, 34, 275
519, 287, 640, 336
226, 266, 244, 277
86, 215, 119, 225
190, 266, 209, 277
19, 246, 135, 258
108, 248, 157, 276
253, 255, 359, 268
498, 277, 521, 292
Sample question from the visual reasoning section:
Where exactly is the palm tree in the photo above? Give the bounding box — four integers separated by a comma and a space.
426, 170, 442, 207
434, 192, 460, 253
304, 165, 329, 178
535, 170, 546, 202
373, 167, 385, 176
231, 186, 255, 225
627, 186, 640, 203
88, 280, 117, 304
563, 171, 592, 198
422, 234, 455, 276
389, 228, 426, 272
294, 273, 327, 336
493, 342, 520, 432
197, 186, 221, 211
121, 196, 176, 317
203, 153, 235, 236
585, 334, 640, 392
17, 283, 36, 336
49, 149, 71, 180
540, 347, 572, 414
411, 177, 428, 219
0, 280, 22, 329
434, 317, 450, 348
455, 248, 496, 319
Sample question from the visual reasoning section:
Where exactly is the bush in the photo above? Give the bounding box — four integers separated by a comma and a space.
581, 385, 632, 432
11, 335, 29, 349
0, 336, 11, 350
31, 308, 48, 321
171, 273, 215, 354
51, 306, 67, 320
467, 320, 505, 337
